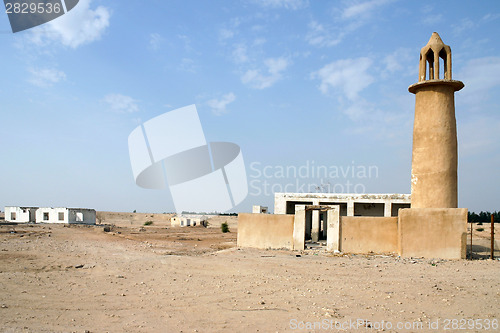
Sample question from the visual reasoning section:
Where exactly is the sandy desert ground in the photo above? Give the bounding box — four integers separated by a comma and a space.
0, 214, 499, 333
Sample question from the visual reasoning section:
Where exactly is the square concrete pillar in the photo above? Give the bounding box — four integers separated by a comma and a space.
311, 210, 320, 242
347, 201, 354, 217
398, 208, 467, 259
384, 201, 392, 217
322, 215, 328, 238
305, 210, 312, 239
293, 205, 306, 250
326, 207, 340, 252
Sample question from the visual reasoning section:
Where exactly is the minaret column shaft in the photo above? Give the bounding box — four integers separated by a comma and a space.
411, 84, 458, 208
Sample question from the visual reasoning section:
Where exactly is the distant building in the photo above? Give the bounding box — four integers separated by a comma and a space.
252, 205, 268, 214
170, 214, 207, 227
4, 206, 96, 225
4, 206, 38, 223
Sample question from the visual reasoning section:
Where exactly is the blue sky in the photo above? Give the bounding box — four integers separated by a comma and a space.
1, 0, 499, 213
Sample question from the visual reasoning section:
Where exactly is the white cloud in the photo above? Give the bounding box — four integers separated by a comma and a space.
460, 57, 500, 91
29, 0, 110, 49
482, 13, 500, 23
219, 18, 241, 42
103, 94, 139, 113
422, 14, 443, 26
266, 57, 289, 74
458, 56, 500, 108
232, 44, 249, 63
241, 56, 291, 89
382, 48, 413, 77
311, 57, 374, 100
459, 116, 500, 157
306, 21, 343, 47
342, 99, 372, 121
251, 25, 264, 32
342, 0, 393, 20
219, 28, 235, 40
253, 38, 266, 46
306, 0, 392, 48
149, 33, 164, 50
452, 18, 475, 35
252, 0, 308, 10
207, 93, 236, 116
177, 34, 192, 52
28, 68, 66, 87
179, 58, 196, 73
421, 4, 434, 14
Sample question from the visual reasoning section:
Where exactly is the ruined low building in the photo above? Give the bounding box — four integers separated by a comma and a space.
4, 206, 96, 225
275, 193, 411, 217
170, 214, 207, 227
4, 206, 38, 223
275, 193, 410, 242
252, 205, 268, 214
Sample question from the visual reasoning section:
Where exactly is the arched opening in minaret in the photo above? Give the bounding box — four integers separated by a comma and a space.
439, 48, 448, 80
425, 49, 434, 80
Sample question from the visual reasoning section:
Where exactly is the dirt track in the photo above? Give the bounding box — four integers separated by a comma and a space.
0, 222, 499, 333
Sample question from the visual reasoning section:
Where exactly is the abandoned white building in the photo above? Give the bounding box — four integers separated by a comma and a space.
252, 205, 268, 214
4, 206, 96, 225
4, 206, 38, 223
170, 214, 208, 227
273, 193, 411, 243
275, 193, 411, 217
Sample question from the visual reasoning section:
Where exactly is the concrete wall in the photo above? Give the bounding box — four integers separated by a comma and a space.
68, 209, 96, 225
398, 208, 467, 259
326, 207, 341, 252
96, 212, 174, 227
341, 216, 398, 254
36, 207, 68, 223
237, 207, 467, 259
319, 202, 348, 216
391, 203, 411, 217
5, 207, 37, 223
354, 203, 385, 217
237, 213, 295, 250
293, 206, 306, 250
275, 193, 410, 217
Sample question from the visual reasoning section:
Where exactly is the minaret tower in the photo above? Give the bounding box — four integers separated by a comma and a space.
408, 32, 464, 208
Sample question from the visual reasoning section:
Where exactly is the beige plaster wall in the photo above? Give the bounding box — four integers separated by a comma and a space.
96, 212, 174, 227
341, 216, 398, 254
398, 208, 467, 259
410, 83, 460, 208
237, 213, 295, 250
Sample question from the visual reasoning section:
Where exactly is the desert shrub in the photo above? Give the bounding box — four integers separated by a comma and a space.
478, 222, 483, 225
144, 221, 153, 226
221, 222, 229, 233
476, 228, 484, 232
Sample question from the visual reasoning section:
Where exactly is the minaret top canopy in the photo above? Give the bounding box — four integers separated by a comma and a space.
409, 32, 464, 93
419, 32, 452, 81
